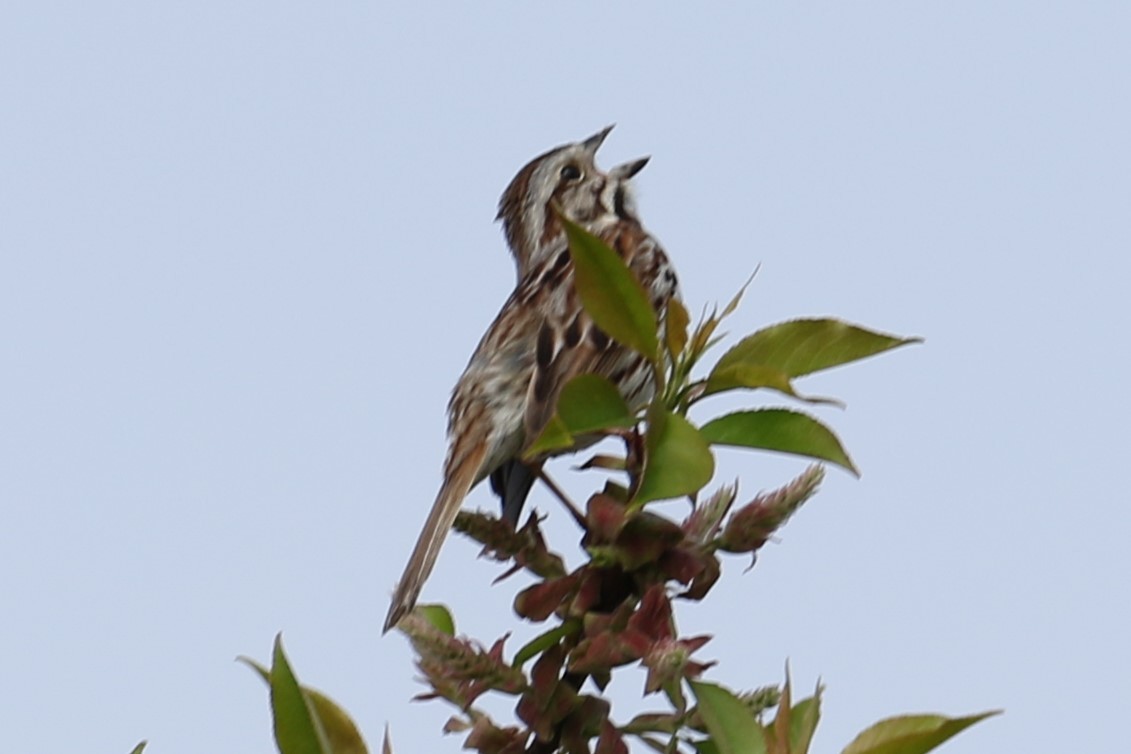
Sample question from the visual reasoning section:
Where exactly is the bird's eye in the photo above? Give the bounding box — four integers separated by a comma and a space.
560, 164, 582, 181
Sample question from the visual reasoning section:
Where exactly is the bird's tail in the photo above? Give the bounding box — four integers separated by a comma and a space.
383, 441, 487, 633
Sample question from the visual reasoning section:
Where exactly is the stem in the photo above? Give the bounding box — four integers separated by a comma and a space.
651, 354, 667, 400
537, 470, 586, 528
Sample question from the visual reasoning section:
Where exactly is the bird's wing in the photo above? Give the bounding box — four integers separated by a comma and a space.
521, 222, 675, 447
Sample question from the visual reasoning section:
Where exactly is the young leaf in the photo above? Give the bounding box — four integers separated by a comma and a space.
306, 689, 369, 754
700, 409, 858, 476
270, 634, 329, 754
576, 454, 627, 471
239, 655, 271, 684
689, 681, 768, 754
787, 695, 822, 754
768, 667, 792, 754
711, 319, 921, 381
665, 298, 691, 358
721, 269, 758, 318
635, 407, 715, 504
775, 671, 822, 754
560, 213, 659, 362
416, 604, 456, 636
688, 306, 721, 358
840, 711, 1001, 754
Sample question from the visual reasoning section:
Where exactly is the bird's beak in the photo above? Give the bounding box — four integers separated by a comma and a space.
609, 156, 650, 179
582, 124, 615, 154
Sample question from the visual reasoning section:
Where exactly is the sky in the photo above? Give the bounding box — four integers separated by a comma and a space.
2, 3, 1128, 753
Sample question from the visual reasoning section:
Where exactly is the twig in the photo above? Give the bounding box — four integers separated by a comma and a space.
537, 470, 586, 528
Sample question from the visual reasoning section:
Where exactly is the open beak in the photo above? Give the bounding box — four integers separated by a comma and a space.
582, 124, 615, 154
609, 156, 650, 180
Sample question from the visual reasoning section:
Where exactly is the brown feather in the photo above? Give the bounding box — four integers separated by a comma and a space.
521, 221, 679, 451
384, 434, 489, 633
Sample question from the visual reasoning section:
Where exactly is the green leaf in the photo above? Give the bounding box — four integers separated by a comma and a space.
560, 213, 659, 362
127, 742, 147, 754
841, 711, 1001, 754
703, 363, 841, 405
558, 374, 636, 433
767, 665, 794, 754
270, 634, 328, 754
665, 298, 690, 358
416, 604, 455, 636
512, 620, 581, 667
238, 655, 271, 685
711, 319, 921, 381
690, 681, 767, 754
765, 671, 821, 754
788, 693, 822, 754
252, 639, 368, 754
688, 307, 721, 358
635, 407, 715, 504
306, 689, 369, 754
525, 375, 636, 458
700, 409, 858, 476
721, 268, 758, 318
525, 415, 573, 457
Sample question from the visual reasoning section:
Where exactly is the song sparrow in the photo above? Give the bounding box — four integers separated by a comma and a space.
384, 128, 680, 633
490, 126, 649, 523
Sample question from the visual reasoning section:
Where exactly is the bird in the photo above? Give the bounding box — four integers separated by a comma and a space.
490, 125, 649, 524
497, 125, 616, 281
384, 128, 680, 633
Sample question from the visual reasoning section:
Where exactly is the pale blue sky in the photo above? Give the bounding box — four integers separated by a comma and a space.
2, 3, 1128, 753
